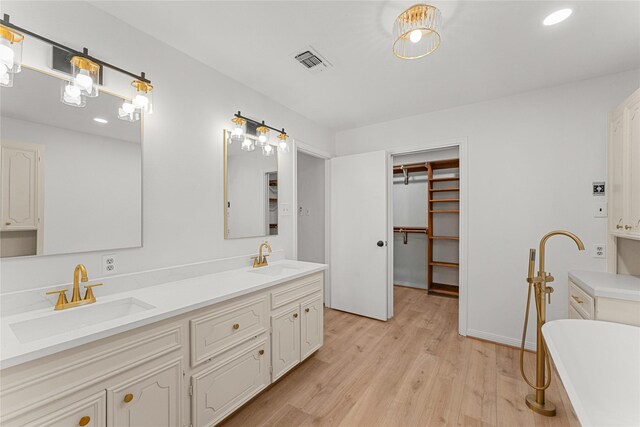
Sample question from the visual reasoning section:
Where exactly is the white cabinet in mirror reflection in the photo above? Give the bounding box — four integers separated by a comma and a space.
0, 67, 142, 258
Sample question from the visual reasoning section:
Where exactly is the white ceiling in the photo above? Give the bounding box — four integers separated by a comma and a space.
91, 1, 640, 131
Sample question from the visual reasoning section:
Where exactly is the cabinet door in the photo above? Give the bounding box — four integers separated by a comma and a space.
271, 305, 300, 380
6, 391, 106, 427
627, 96, 640, 237
301, 295, 323, 360
1, 143, 39, 229
107, 359, 182, 427
191, 338, 269, 427
609, 111, 626, 234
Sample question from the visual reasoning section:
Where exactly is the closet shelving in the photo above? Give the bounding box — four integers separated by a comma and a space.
427, 158, 460, 297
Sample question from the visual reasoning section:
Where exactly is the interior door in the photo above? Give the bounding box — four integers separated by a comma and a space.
330, 150, 389, 320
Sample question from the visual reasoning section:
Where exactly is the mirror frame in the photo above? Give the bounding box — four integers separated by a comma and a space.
0, 64, 144, 258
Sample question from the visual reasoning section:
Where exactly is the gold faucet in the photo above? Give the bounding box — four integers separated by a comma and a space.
46, 264, 103, 310
520, 230, 585, 417
252, 242, 272, 268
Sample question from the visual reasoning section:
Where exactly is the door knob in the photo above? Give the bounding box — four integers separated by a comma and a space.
79, 416, 91, 426
377, 240, 384, 247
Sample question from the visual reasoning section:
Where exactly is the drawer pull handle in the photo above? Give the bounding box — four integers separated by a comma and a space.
79, 416, 91, 426
259, 349, 265, 356
305, 308, 310, 313
293, 313, 298, 318
233, 323, 240, 330
571, 295, 584, 304
4, 221, 10, 226
124, 393, 134, 403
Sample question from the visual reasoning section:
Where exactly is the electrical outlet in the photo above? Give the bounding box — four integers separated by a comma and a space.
593, 244, 606, 259
102, 254, 117, 275
593, 202, 607, 218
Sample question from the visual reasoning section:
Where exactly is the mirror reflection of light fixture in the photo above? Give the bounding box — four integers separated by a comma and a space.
229, 116, 246, 144
60, 81, 86, 107
262, 143, 275, 157
118, 101, 140, 122
392, 4, 442, 60
256, 124, 270, 147
131, 79, 153, 114
241, 137, 256, 152
70, 56, 100, 97
277, 130, 289, 153
0, 24, 23, 87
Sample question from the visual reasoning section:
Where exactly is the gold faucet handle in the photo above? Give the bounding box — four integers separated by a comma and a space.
46, 289, 69, 309
83, 283, 103, 301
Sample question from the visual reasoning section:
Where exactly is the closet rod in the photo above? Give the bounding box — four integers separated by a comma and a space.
393, 226, 428, 244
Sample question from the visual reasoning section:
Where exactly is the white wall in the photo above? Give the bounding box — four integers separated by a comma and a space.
336, 69, 640, 347
0, 1, 333, 293
2, 117, 142, 255
297, 152, 325, 263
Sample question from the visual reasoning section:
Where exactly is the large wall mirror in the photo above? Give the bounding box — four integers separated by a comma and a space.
224, 130, 278, 239
0, 67, 142, 258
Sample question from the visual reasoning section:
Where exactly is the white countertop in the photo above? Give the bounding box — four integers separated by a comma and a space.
0, 260, 327, 370
543, 319, 640, 427
569, 270, 640, 301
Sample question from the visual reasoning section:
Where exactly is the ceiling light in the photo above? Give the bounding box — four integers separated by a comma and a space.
256, 124, 270, 147
543, 9, 572, 26
393, 4, 442, 60
93, 117, 108, 124
131, 80, 153, 114
70, 56, 100, 98
229, 116, 246, 145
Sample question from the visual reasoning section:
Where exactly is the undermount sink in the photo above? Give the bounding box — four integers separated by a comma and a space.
9, 297, 155, 344
248, 264, 302, 277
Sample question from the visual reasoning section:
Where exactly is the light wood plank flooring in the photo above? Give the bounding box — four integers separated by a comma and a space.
222, 286, 579, 427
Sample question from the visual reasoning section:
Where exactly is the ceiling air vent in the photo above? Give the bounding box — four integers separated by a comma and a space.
293, 46, 332, 74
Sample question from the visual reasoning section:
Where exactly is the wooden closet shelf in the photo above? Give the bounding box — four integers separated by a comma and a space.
429, 210, 460, 213
428, 283, 459, 296
430, 236, 459, 240
429, 159, 460, 170
429, 261, 459, 268
429, 198, 459, 203
430, 177, 460, 182
393, 162, 428, 174
429, 188, 459, 193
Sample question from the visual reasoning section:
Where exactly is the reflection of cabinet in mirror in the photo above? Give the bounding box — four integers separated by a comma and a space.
1, 141, 44, 257
268, 172, 278, 235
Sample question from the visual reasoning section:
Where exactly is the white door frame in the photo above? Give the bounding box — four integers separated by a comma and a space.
388, 137, 469, 336
293, 140, 332, 306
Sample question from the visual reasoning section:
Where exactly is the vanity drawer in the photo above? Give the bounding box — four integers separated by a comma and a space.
568, 304, 586, 320
270, 272, 323, 310
191, 294, 268, 366
569, 281, 594, 319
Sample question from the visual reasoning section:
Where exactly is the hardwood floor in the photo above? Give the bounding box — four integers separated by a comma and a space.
222, 286, 579, 427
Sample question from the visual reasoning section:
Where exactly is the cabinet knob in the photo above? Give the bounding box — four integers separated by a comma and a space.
79, 416, 91, 426
305, 308, 310, 313
4, 221, 10, 226
293, 313, 298, 318
124, 393, 134, 403
259, 349, 265, 356
233, 323, 240, 330
625, 225, 632, 230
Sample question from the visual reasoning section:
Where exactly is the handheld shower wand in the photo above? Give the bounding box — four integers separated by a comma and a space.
520, 230, 585, 417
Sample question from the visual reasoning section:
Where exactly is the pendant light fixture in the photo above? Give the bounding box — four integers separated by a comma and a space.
256, 123, 270, 147
0, 23, 23, 87
131, 78, 153, 114
229, 116, 246, 144
277, 130, 290, 153
392, 4, 442, 60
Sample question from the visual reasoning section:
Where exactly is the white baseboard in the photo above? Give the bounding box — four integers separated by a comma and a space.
393, 280, 427, 290
467, 328, 536, 351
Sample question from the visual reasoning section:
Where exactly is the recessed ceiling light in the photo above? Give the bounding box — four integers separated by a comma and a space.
543, 9, 572, 26
93, 117, 108, 124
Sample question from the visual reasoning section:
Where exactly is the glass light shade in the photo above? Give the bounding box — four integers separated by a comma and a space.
392, 4, 442, 60
241, 138, 255, 152
70, 56, 100, 97
277, 133, 289, 153
0, 24, 23, 87
262, 144, 275, 157
60, 81, 86, 107
256, 125, 270, 147
118, 101, 140, 122
131, 80, 153, 114
229, 117, 246, 144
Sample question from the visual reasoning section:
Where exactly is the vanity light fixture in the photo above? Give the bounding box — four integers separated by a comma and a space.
241, 137, 256, 152
0, 23, 23, 87
277, 130, 290, 153
392, 4, 442, 60
70, 55, 100, 98
262, 143, 275, 157
131, 77, 153, 114
229, 116, 246, 144
543, 9, 572, 26
117, 101, 140, 122
256, 123, 270, 147
61, 81, 86, 107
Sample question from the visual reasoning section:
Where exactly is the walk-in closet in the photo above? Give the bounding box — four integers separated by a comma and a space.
393, 148, 460, 298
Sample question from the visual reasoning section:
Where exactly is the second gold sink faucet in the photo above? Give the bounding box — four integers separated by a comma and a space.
252, 241, 272, 268
46, 264, 103, 310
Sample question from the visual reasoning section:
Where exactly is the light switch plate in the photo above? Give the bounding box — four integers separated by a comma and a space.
593, 202, 607, 218
280, 203, 291, 216
593, 244, 606, 259
305, 208, 311, 216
